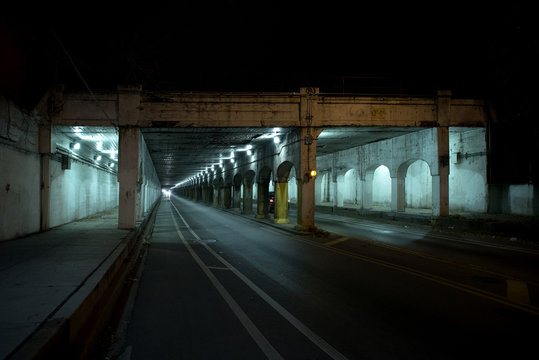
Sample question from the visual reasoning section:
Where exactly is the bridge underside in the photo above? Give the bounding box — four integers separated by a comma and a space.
37, 87, 491, 231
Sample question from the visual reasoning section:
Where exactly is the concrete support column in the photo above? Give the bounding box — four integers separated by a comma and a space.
296, 127, 322, 231
233, 185, 241, 209
118, 127, 140, 229
39, 124, 51, 232
223, 186, 232, 208
392, 176, 406, 212
362, 175, 373, 210
242, 183, 253, 215
336, 175, 345, 208
274, 181, 290, 224
211, 187, 216, 206
433, 127, 450, 216
256, 182, 268, 218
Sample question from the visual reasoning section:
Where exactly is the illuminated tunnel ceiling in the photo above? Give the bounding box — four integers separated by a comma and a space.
53, 126, 423, 187
141, 127, 422, 187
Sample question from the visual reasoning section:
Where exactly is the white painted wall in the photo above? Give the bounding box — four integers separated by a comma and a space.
49, 157, 118, 227
508, 185, 535, 215
0, 98, 41, 241
405, 160, 432, 209
449, 128, 487, 213
139, 133, 161, 219
0, 146, 41, 240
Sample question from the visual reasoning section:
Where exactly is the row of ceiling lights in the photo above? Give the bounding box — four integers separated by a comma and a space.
171, 129, 283, 189
68, 127, 118, 168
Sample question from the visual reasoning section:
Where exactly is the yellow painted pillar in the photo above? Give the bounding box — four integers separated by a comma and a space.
274, 181, 290, 224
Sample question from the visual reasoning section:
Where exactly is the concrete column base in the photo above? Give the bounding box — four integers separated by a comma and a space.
274, 218, 290, 224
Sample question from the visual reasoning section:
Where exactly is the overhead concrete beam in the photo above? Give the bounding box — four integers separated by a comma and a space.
49, 88, 487, 128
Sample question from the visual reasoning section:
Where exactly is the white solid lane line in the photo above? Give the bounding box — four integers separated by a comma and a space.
169, 204, 284, 360
170, 200, 350, 360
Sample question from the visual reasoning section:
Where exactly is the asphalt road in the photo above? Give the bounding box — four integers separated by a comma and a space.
110, 196, 539, 359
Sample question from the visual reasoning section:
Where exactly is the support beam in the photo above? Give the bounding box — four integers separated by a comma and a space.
296, 127, 322, 231
274, 181, 290, 224
433, 127, 450, 216
392, 176, 406, 212
39, 124, 51, 232
242, 183, 253, 215
118, 127, 140, 229
256, 182, 268, 219
224, 186, 232, 209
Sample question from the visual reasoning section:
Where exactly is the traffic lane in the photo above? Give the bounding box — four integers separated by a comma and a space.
306, 212, 539, 283
171, 197, 539, 359
124, 204, 266, 360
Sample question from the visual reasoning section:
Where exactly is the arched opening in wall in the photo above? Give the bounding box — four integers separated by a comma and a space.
343, 169, 360, 207
403, 160, 432, 214
372, 165, 391, 210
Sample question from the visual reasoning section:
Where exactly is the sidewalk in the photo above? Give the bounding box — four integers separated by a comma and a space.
0, 205, 157, 360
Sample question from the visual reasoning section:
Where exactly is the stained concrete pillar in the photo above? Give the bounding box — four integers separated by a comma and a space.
39, 124, 51, 231
118, 127, 140, 229
296, 127, 322, 231
256, 182, 269, 218
212, 187, 217, 206
392, 176, 406, 212
274, 181, 290, 224
233, 185, 241, 209
431, 91, 451, 216
223, 186, 231, 209
242, 183, 253, 215
432, 128, 450, 216
362, 174, 373, 210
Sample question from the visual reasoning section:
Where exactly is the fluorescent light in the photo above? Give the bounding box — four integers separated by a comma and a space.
273, 137, 280, 144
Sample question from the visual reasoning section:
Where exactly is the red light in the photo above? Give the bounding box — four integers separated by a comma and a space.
270, 199, 274, 202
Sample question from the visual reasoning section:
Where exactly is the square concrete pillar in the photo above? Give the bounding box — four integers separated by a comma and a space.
242, 184, 253, 215
361, 176, 373, 210
118, 127, 140, 229
433, 127, 450, 216
39, 124, 52, 231
392, 176, 406, 212
296, 127, 322, 231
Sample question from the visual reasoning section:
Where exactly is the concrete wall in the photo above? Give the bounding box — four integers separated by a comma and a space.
138, 133, 161, 220
48, 127, 119, 228
48, 156, 118, 228
0, 98, 41, 240
449, 128, 487, 213
405, 160, 432, 209
315, 127, 494, 215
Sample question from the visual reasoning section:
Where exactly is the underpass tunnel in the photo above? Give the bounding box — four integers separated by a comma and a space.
40, 125, 161, 233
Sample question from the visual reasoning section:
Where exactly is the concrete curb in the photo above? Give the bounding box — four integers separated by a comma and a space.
8, 200, 160, 360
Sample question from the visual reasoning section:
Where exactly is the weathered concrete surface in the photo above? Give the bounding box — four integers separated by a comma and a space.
49, 89, 487, 128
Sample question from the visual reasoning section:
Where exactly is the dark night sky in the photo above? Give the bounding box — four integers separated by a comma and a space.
3, 3, 535, 104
